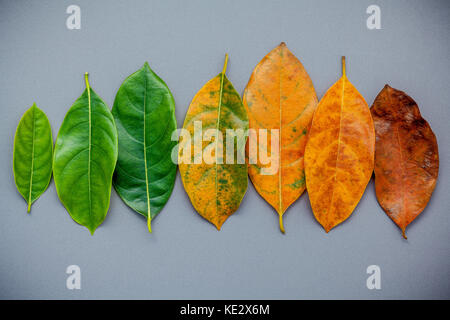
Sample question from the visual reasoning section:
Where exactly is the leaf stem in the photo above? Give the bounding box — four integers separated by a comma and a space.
342, 56, 346, 77
84, 72, 90, 90
222, 53, 229, 74
279, 214, 285, 234
147, 215, 152, 233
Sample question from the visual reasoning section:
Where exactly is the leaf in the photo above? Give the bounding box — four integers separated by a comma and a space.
112, 62, 177, 232
243, 42, 318, 233
179, 54, 249, 230
53, 73, 118, 234
13, 103, 53, 212
371, 85, 439, 239
304, 57, 375, 232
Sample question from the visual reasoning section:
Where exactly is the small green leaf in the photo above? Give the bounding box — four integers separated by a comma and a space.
13, 103, 53, 212
53, 73, 118, 234
112, 62, 177, 232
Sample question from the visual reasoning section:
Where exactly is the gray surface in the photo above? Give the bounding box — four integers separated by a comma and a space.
0, 0, 449, 299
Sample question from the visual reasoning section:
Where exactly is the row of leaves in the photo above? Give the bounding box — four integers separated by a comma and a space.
13, 43, 439, 238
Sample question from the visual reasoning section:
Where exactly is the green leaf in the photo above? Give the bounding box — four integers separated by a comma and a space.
53, 73, 118, 234
112, 62, 177, 232
13, 103, 53, 212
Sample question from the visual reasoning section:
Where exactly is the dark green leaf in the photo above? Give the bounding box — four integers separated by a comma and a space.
112, 62, 177, 232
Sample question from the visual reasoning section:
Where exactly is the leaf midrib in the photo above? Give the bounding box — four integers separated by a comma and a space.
215, 72, 225, 217
327, 76, 346, 224
143, 72, 152, 231
278, 48, 283, 216
87, 80, 92, 224
386, 88, 407, 232
28, 106, 36, 210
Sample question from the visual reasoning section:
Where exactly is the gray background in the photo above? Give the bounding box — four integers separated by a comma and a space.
0, 0, 449, 299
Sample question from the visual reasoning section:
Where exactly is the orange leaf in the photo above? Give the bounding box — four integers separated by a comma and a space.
304, 57, 375, 232
243, 42, 318, 233
371, 85, 439, 239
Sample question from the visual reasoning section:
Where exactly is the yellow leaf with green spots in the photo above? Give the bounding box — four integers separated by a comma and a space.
179, 55, 248, 230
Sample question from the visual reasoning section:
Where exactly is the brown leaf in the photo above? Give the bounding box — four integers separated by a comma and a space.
371, 85, 439, 239
305, 57, 375, 232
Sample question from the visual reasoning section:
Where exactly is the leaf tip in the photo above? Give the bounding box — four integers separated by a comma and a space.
324, 224, 332, 233
280, 41, 286, 47
88, 225, 96, 235
214, 218, 225, 231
